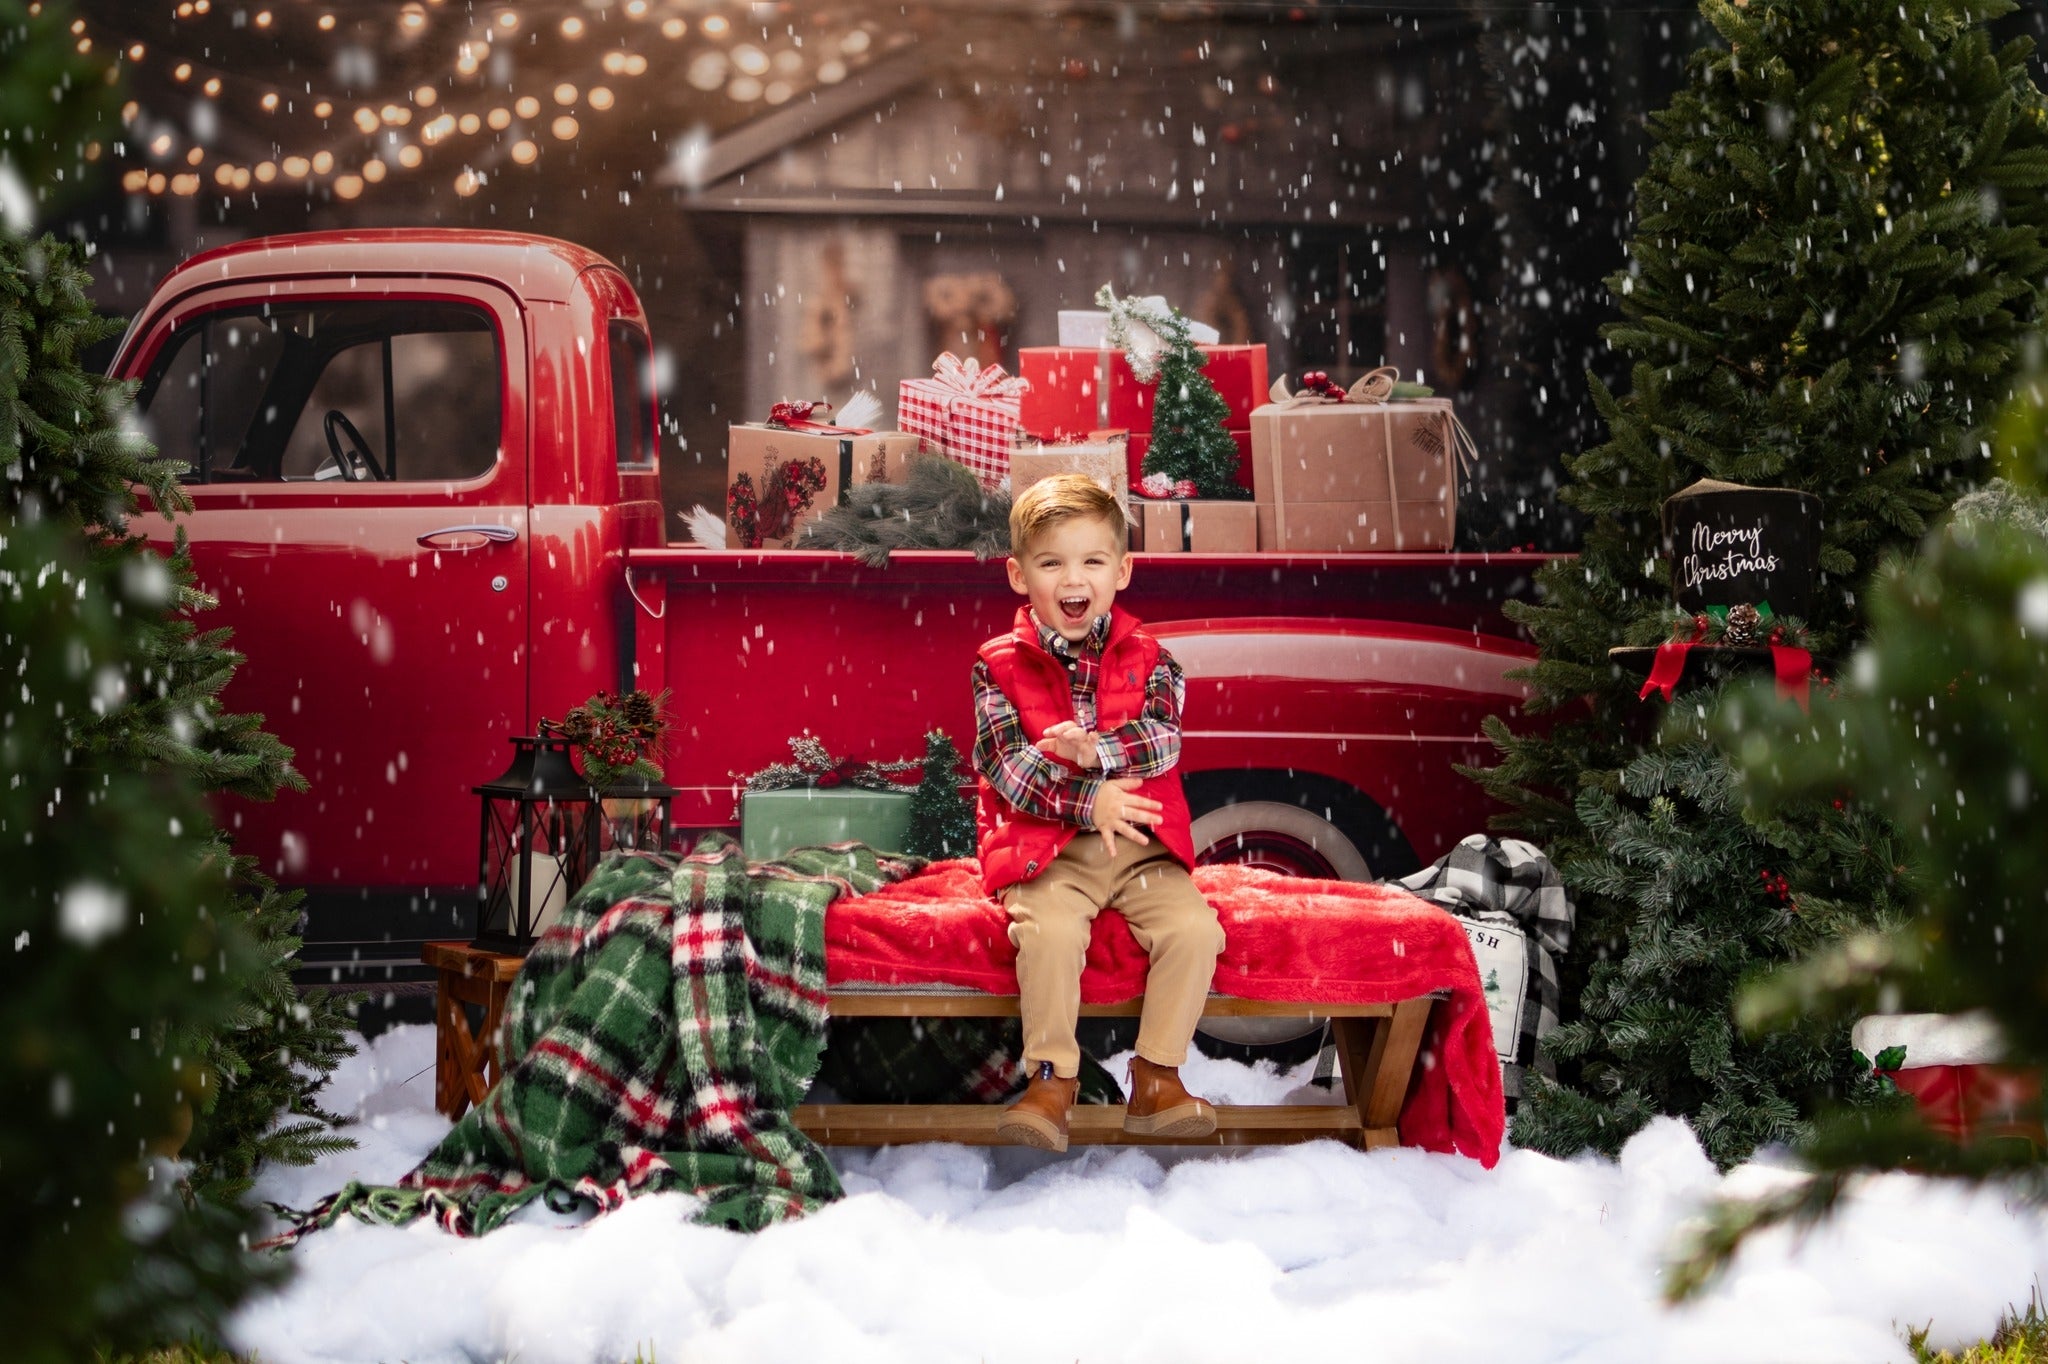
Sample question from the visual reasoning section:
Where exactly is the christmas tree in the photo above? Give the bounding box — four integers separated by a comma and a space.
1096, 285, 1248, 499
0, 233, 287, 1356
1674, 449, 2048, 1293
1467, 0, 2048, 1165
904, 729, 977, 860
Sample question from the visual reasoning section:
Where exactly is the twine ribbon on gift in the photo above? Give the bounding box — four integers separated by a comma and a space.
767, 400, 871, 435
1263, 367, 1478, 550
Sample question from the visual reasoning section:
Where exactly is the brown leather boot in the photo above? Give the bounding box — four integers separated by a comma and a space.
995, 1061, 1080, 1152
1122, 1055, 1217, 1138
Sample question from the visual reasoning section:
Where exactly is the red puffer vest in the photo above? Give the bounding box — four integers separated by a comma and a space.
975, 605, 1196, 896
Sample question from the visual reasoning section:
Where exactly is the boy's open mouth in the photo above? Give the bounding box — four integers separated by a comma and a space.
1058, 595, 1091, 623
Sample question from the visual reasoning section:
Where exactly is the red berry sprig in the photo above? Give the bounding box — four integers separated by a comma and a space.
1757, 867, 1793, 906
1300, 369, 1347, 400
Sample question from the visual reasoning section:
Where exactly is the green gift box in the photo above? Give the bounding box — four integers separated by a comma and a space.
740, 787, 916, 863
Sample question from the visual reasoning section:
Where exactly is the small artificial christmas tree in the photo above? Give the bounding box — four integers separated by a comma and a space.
903, 729, 976, 860
1096, 285, 1248, 499
1466, 0, 2048, 1165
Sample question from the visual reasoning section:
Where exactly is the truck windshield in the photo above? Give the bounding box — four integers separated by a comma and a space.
135, 300, 501, 486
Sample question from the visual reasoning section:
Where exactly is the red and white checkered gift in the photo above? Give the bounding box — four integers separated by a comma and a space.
897, 352, 1029, 490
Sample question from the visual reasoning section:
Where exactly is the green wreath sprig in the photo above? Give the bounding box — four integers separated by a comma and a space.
732, 734, 922, 817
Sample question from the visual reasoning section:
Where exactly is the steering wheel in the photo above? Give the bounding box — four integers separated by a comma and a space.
323, 408, 387, 482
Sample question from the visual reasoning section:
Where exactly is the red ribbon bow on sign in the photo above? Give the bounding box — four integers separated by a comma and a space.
767, 400, 871, 435
1639, 618, 1813, 711
927, 352, 1031, 403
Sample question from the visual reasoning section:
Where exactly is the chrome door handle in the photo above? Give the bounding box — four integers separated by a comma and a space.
417, 523, 518, 547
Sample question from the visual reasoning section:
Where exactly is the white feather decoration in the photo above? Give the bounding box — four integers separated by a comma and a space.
678, 504, 726, 548
836, 389, 884, 432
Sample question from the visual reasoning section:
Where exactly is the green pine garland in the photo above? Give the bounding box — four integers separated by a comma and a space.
1466, 0, 2048, 1165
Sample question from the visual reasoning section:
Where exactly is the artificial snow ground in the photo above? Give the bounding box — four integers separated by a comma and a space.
234, 1025, 2048, 1364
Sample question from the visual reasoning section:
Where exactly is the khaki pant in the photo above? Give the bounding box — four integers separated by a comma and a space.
1002, 834, 1225, 1079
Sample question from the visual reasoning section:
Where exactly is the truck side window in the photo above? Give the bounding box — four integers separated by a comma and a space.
135, 300, 501, 485
609, 319, 655, 469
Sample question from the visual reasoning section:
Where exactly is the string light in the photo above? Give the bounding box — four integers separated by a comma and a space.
89, 0, 889, 206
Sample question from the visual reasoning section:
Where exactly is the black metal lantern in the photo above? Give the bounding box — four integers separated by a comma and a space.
473, 735, 600, 953
472, 735, 680, 953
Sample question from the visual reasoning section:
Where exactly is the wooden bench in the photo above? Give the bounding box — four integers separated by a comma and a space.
423, 941, 1436, 1149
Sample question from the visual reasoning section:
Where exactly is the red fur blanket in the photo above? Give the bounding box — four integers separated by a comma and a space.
826, 859, 1504, 1166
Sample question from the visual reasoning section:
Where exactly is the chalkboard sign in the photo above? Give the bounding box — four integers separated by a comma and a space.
1662, 479, 1822, 619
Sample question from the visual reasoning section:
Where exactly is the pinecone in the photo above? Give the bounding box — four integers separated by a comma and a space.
557, 705, 596, 743
1724, 602, 1762, 647
622, 690, 658, 729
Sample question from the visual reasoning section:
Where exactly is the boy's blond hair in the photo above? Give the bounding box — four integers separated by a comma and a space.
1009, 474, 1128, 555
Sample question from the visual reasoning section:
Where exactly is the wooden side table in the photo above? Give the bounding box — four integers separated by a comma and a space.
421, 941, 525, 1120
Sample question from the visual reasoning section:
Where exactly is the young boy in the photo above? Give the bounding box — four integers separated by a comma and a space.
973, 473, 1226, 1151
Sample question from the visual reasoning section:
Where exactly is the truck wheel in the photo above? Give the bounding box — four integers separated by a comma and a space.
1184, 775, 1419, 1061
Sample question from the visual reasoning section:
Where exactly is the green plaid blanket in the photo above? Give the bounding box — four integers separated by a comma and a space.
282, 834, 917, 1238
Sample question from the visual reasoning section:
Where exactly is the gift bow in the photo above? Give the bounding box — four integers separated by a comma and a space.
767, 399, 870, 435
1265, 365, 1401, 408
928, 351, 1030, 401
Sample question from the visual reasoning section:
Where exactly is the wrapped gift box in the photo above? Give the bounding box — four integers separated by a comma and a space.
1018, 344, 1269, 438
1011, 430, 1130, 503
1129, 498, 1260, 553
1056, 300, 1220, 349
726, 424, 919, 549
1127, 430, 1255, 496
740, 787, 916, 863
897, 353, 1028, 491
1248, 397, 1461, 551
1854, 1013, 2044, 1149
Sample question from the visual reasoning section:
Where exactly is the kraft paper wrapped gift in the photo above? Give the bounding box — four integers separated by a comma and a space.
1018, 344, 1270, 438
1129, 499, 1260, 553
725, 422, 919, 549
897, 352, 1028, 491
1248, 390, 1469, 552
1010, 429, 1130, 503
740, 787, 915, 863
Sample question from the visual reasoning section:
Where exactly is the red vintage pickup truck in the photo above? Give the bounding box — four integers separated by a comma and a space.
114, 228, 1548, 994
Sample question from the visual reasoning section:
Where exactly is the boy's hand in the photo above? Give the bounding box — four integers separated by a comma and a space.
1091, 776, 1161, 858
1037, 721, 1101, 769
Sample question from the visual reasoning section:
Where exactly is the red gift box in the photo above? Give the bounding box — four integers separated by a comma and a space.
897, 353, 1028, 491
1018, 344, 1269, 438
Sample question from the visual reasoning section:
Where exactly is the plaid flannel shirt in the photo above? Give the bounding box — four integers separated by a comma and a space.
971, 610, 1184, 829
